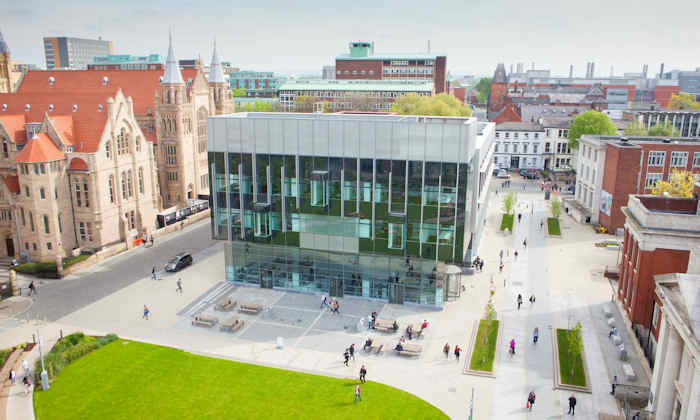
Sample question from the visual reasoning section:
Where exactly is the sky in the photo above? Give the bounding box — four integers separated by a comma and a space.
2, 0, 700, 78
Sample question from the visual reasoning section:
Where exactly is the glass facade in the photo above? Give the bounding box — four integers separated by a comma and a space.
208, 113, 480, 307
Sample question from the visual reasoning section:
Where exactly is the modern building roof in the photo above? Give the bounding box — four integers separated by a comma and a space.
581, 134, 700, 146
336, 53, 442, 60
495, 122, 544, 131
90, 54, 162, 65
208, 41, 226, 84
15, 132, 65, 162
163, 31, 184, 84
279, 80, 433, 92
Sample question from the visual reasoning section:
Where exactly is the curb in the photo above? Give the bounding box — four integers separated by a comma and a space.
552, 328, 593, 394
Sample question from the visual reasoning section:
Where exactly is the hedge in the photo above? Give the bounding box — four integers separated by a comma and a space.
13, 254, 90, 274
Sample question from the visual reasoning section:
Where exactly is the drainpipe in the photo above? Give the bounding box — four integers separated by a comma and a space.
66, 173, 79, 247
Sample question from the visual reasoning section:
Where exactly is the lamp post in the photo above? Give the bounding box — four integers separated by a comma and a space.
37, 330, 49, 390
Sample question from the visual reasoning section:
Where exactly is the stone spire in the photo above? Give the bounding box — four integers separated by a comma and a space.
0, 29, 9, 54
208, 39, 226, 84
162, 30, 183, 84
493, 63, 507, 83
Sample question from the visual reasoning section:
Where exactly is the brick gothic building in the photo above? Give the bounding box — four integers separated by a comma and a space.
334, 41, 447, 94
617, 194, 700, 359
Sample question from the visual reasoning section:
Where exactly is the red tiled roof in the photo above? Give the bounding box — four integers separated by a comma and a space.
16, 68, 200, 115
0, 114, 28, 144
68, 157, 88, 171
2, 175, 19, 194
15, 132, 65, 163
49, 115, 74, 145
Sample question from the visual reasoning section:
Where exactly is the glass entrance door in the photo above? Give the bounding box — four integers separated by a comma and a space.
329, 277, 344, 297
388, 283, 405, 304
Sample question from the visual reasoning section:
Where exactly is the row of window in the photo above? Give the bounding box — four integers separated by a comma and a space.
19, 161, 63, 175
494, 142, 539, 154
18, 207, 60, 235
581, 144, 600, 163
23, 185, 58, 200
105, 128, 141, 159
382, 67, 434, 75
495, 130, 569, 140
337, 70, 375, 76
648, 151, 700, 168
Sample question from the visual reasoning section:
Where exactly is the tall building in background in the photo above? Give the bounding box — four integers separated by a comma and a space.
0, 29, 12, 93
229, 71, 282, 98
43, 37, 113, 69
334, 41, 448, 94
88, 54, 163, 70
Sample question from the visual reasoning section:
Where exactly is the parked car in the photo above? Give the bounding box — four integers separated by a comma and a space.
496, 169, 511, 179
165, 253, 193, 272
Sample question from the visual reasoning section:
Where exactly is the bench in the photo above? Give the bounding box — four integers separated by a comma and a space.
394, 342, 422, 357
192, 314, 218, 328
239, 302, 263, 314
220, 317, 245, 333
374, 319, 398, 333
622, 363, 637, 381
363, 339, 385, 354
215, 297, 237, 311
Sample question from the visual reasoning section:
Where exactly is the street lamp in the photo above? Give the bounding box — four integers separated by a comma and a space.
37, 330, 49, 390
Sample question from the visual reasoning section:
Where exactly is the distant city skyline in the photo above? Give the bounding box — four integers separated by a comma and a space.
2, 0, 699, 78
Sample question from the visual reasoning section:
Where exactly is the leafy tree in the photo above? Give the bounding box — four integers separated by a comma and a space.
647, 121, 680, 137
237, 100, 282, 112
232, 88, 247, 97
550, 197, 561, 219
391, 93, 472, 117
568, 110, 617, 149
651, 169, 698, 198
567, 322, 584, 377
294, 96, 315, 113
474, 77, 492, 104
623, 121, 648, 136
348, 93, 378, 111
502, 192, 516, 215
667, 92, 700, 110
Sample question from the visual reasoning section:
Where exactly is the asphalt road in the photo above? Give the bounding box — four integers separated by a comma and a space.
19, 220, 217, 322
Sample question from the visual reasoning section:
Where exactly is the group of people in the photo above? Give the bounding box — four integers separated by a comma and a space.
516, 293, 536, 310
472, 256, 485, 272
343, 344, 356, 366
9, 360, 32, 395
442, 343, 461, 360
320, 295, 340, 314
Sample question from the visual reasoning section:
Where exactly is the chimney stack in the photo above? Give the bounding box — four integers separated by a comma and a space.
569, 65, 573, 78
659, 63, 665, 79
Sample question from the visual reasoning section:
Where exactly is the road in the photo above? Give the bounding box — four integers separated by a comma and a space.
19, 220, 216, 322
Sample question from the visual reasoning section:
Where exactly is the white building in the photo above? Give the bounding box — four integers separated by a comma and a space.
570, 135, 606, 224
493, 122, 545, 169
540, 117, 574, 171
650, 273, 700, 420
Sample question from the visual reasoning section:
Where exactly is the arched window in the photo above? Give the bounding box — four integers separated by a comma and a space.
43, 214, 50, 234
174, 90, 178, 104
121, 172, 126, 199
1, 137, 8, 158
108, 175, 115, 203
28, 211, 34, 232
127, 170, 133, 197
167, 90, 171, 104
105, 139, 111, 158
138, 167, 144, 194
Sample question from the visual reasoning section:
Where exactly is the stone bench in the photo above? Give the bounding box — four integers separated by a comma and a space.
220, 317, 244, 333
192, 314, 218, 328
622, 363, 636, 381
395, 343, 422, 357
215, 297, 236, 312
239, 302, 263, 314
374, 319, 398, 333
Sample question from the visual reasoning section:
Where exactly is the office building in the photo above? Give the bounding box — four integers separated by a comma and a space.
207, 112, 494, 307
88, 54, 163, 70
335, 41, 447, 94
661, 68, 700, 96
229, 71, 282, 97
278, 79, 433, 112
43, 37, 113, 69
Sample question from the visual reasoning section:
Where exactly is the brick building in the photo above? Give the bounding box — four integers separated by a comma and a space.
617, 194, 700, 367
334, 41, 447, 94
569, 135, 700, 230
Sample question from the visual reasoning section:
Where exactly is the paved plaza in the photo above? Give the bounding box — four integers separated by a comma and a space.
0, 179, 650, 419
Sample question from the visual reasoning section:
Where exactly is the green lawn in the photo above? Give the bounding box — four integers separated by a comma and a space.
34, 341, 448, 420
500, 214, 514, 232
556, 329, 586, 387
547, 217, 561, 236
469, 319, 499, 372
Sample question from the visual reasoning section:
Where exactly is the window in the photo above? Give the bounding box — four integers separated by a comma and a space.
47, 242, 52, 250
40, 164, 45, 174
166, 144, 177, 165
43, 214, 50, 233
523, 133, 529, 139
108, 175, 114, 203
388, 223, 405, 249
594, 150, 598, 162
495, 132, 500, 138
1, 137, 8, 158
523, 143, 529, 154
200, 174, 208, 189
20, 207, 25, 226
40, 188, 45, 199
504, 132, 510, 139
105, 139, 111, 158
136, 136, 141, 152
545, 143, 551, 153
138, 168, 144, 194
54, 187, 58, 199
534, 133, 539, 139
533, 144, 539, 154
514, 132, 519, 139
648, 151, 666, 166
121, 172, 127, 199
124, 211, 136, 230
32, 243, 37, 251
670, 151, 688, 167
57, 214, 62, 233
693, 152, 700, 168
29, 211, 34, 231
25, 186, 30, 197
645, 172, 663, 189
127, 170, 133, 197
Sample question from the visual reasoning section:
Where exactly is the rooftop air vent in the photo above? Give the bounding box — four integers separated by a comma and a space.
48, 104, 54, 112
1, 104, 6, 111
72, 104, 78, 112
662, 138, 671, 143
97, 104, 103, 112
102, 76, 109, 85
620, 137, 629, 142
24, 104, 30, 112
48, 76, 55, 85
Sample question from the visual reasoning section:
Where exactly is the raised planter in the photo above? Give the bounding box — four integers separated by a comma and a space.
500, 214, 514, 233
552, 328, 592, 393
547, 217, 562, 237
464, 319, 500, 377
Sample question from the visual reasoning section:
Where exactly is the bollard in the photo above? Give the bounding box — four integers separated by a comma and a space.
60, 329, 63, 339
32, 333, 36, 344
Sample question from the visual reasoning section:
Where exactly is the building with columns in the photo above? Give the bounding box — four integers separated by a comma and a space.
636, 110, 700, 138
649, 272, 700, 420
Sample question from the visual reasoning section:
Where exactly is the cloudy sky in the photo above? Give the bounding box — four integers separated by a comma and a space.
3, 0, 699, 78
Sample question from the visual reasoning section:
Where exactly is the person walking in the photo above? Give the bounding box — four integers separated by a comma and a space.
28, 281, 37, 296
533, 327, 539, 344
514, 250, 519, 260
354, 384, 362, 403
499, 262, 504, 273
523, 238, 527, 248
454, 345, 461, 361
149, 235, 154, 247
349, 343, 355, 361
527, 390, 536, 411
479, 259, 484, 272
176, 278, 183, 294
22, 359, 28, 377
343, 349, 350, 367
23, 376, 30, 395
320, 295, 327, 309
540, 220, 544, 230
151, 266, 157, 281
10, 369, 15, 385
443, 343, 450, 359
517, 294, 523, 310
631, 412, 640, 420
509, 338, 516, 356
499, 249, 504, 260
611, 375, 618, 395
518, 213, 522, 223
568, 393, 577, 415
143, 305, 150, 320
359, 365, 367, 384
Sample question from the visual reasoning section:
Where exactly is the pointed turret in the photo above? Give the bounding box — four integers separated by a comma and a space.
162, 30, 184, 85
493, 63, 507, 84
208, 40, 226, 84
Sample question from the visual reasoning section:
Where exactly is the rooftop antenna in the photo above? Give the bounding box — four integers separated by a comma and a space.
427, 40, 431, 53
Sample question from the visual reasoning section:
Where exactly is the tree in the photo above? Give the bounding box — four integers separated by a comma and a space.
623, 121, 648, 136
502, 192, 516, 215
647, 121, 680, 137
651, 169, 697, 198
667, 92, 700, 110
347, 93, 378, 111
568, 110, 617, 149
474, 77, 492, 104
550, 197, 561, 219
232, 88, 247, 97
293, 96, 315, 113
237, 100, 283, 112
391, 93, 472, 117
567, 322, 583, 377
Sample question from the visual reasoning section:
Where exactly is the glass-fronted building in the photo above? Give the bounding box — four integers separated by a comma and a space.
207, 113, 492, 307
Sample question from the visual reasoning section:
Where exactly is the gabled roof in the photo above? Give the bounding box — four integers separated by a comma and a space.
48, 115, 74, 145
0, 114, 27, 145
493, 63, 508, 84
2, 175, 19, 194
15, 132, 65, 163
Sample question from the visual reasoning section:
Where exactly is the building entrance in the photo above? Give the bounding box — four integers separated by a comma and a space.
5, 238, 13, 257
329, 277, 344, 297
388, 283, 405, 304
510, 156, 520, 169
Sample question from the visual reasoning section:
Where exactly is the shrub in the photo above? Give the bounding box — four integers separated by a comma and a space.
500, 214, 514, 231
547, 218, 561, 235
12, 255, 91, 274
35, 332, 118, 385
